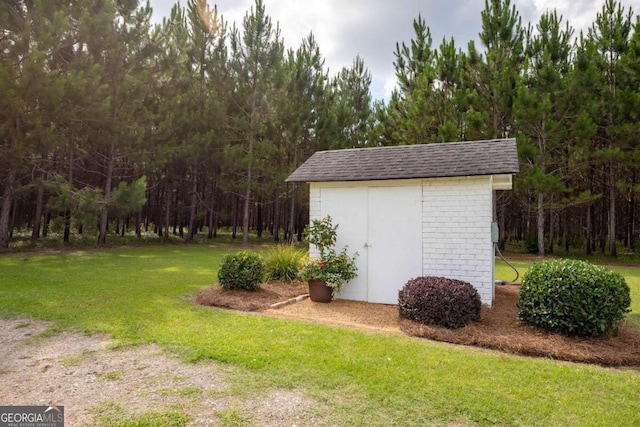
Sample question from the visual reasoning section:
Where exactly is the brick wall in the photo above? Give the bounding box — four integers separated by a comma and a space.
422, 176, 494, 305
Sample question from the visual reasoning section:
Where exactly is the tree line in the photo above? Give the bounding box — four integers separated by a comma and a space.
1, 0, 639, 257
376, 0, 639, 257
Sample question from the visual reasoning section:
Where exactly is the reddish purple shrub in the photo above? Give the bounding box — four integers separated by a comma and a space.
398, 276, 481, 329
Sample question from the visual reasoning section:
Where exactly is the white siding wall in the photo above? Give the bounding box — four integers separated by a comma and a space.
422, 176, 494, 305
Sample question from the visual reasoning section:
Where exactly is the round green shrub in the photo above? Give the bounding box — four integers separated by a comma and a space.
398, 276, 481, 329
218, 251, 266, 291
517, 259, 631, 337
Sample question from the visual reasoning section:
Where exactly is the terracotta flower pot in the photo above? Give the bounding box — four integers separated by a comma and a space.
308, 279, 333, 303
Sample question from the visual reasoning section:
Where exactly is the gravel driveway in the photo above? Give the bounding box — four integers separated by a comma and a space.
0, 318, 319, 426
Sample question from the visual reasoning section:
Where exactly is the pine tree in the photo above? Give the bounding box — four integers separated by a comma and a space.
469, 0, 524, 139
229, 0, 284, 245
619, 16, 640, 250
588, 0, 633, 257
514, 11, 574, 255
389, 14, 438, 144
0, 0, 56, 247
331, 55, 372, 148
275, 33, 327, 240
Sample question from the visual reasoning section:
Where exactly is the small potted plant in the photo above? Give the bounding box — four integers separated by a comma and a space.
299, 215, 358, 302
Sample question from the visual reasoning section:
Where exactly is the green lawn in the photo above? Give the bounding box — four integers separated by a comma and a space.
1, 246, 640, 426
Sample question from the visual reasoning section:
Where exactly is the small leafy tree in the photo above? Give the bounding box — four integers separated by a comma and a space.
299, 215, 358, 295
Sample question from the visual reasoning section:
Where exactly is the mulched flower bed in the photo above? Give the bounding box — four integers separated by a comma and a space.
400, 285, 640, 368
195, 282, 308, 312
196, 282, 640, 368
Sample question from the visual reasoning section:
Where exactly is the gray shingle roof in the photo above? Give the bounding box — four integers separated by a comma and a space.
285, 138, 519, 183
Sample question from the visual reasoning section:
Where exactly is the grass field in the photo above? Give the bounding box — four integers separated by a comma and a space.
1, 245, 639, 426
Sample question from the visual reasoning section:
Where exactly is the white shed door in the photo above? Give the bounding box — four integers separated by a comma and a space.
319, 185, 422, 304
367, 186, 423, 304
319, 187, 369, 302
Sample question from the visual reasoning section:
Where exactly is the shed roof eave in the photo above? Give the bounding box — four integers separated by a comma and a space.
286, 171, 517, 184
491, 174, 513, 190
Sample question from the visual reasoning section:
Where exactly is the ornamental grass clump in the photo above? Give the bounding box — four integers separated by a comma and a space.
264, 244, 306, 283
299, 215, 358, 295
398, 276, 482, 329
218, 251, 266, 291
517, 259, 631, 337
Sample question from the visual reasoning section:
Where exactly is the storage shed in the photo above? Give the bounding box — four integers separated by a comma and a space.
286, 138, 519, 306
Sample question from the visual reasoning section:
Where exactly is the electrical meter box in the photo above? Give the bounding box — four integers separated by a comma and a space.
491, 222, 499, 243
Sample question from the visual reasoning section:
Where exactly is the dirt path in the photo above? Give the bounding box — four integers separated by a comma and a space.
0, 318, 317, 426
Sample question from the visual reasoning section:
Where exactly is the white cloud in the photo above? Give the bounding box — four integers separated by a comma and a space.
383, 75, 398, 100
519, 0, 639, 35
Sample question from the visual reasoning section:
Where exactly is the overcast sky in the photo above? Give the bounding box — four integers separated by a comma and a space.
147, 0, 640, 102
